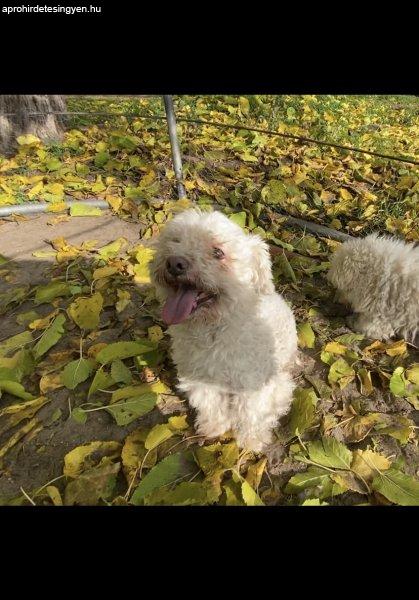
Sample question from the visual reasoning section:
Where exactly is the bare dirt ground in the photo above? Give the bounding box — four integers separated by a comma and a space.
0, 212, 169, 499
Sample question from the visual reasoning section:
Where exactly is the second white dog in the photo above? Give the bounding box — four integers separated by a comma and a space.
150, 209, 298, 452
327, 233, 419, 346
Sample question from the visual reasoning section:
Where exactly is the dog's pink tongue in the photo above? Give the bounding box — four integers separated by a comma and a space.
162, 288, 199, 325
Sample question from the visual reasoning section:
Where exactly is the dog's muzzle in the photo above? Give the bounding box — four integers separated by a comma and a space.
166, 256, 190, 278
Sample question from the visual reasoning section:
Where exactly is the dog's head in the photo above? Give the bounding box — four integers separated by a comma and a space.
327, 235, 377, 300
150, 209, 274, 325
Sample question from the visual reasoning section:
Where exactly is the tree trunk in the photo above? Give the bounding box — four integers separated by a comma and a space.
0, 95, 66, 156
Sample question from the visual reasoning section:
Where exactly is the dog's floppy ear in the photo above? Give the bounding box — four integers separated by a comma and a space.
249, 235, 275, 294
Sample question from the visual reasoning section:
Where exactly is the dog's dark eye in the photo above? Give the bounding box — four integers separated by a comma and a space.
213, 247, 224, 259
172, 238, 180, 244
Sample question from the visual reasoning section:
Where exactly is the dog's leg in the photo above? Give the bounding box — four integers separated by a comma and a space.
180, 382, 232, 439
407, 330, 419, 349
347, 312, 395, 341
234, 373, 294, 453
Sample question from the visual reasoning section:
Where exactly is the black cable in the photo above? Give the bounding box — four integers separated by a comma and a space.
1, 110, 418, 166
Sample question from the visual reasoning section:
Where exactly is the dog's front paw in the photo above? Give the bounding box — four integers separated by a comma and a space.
345, 313, 358, 331
236, 431, 273, 454
195, 419, 229, 440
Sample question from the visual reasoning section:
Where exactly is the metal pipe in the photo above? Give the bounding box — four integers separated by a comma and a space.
0, 198, 109, 218
163, 96, 186, 199
208, 200, 352, 242
275, 212, 352, 242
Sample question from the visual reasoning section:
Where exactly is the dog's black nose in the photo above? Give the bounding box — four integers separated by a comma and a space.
166, 256, 189, 277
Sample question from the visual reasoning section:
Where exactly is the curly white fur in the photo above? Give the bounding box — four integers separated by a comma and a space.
327, 233, 419, 345
150, 209, 298, 452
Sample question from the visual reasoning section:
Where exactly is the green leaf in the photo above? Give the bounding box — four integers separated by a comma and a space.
194, 442, 239, 475
261, 180, 287, 205
94, 151, 111, 167
110, 359, 133, 384
168, 415, 189, 431
0, 368, 20, 382
344, 413, 383, 443
194, 446, 220, 476
285, 466, 331, 494
320, 351, 335, 365
64, 459, 120, 505
308, 436, 353, 469
0, 380, 35, 401
144, 482, 207, 506
301, 498, 329, 506
239, 97, 250, 115
33, 314, 66, 360
324, 341, 347, 355
16, 310, 39, 326
389, 367, 407, 397
133, 263, 152, 284
372, 469, 419, 506
88, 368, 114, 398
328, 358, 355, 389
241, 479, 264, 506
67, 293, 103, 330
303, 374, 332, 399
374, 414, 413, 445
17, 134, 41, 146
111, 381, 168, 403
289, 387, 319, 436
297, 322, 315, 349
223, 480, 245, 505
46, 408, 62, 426
295, 235, 323, 257
331, 470, 367, 495
63, 441, 121, 478
131, 452, 193, 504
335, 333, 364, 344
69, 203, 103, 217
268, 235, 294, 252
96, 340, 156, 365
144, 424, 175, 450
61, 358, 94, 390
357, 367, 374, 396
45, 158, 62, 172
350, 449, 391, 482
0, 396, 49, 436
406, 364, 419, 385
228, 211, 247, 228
0, 331, 33, 358
275, 252, 297, 283
203, 469, 225, 503
284, 467, 348, 500
71, 407, 87, 424
34, 281, 72, 305
0, 349, 34, 381
18, 349, 35, 378
121, 429, 157, 485
135, 349, 164, 368
97, 237, 127, 260
0, 286, 28, 314
92, 266, 119, 280
106, 392, 157, 426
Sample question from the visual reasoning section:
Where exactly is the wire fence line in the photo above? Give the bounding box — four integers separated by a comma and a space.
1, 110, 418, 166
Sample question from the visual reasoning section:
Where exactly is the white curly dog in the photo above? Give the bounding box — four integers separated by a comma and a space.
150, 209, 298, 452
327, 233, 419, 346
